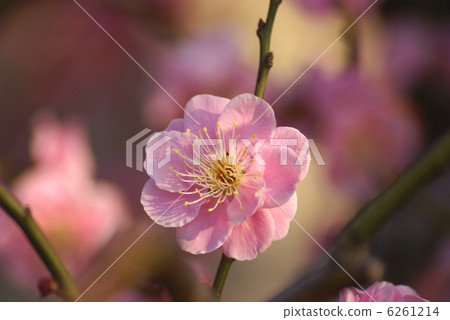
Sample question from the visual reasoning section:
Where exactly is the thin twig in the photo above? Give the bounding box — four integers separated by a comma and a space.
212, 0, 283, 300
0, 184, 79, 301
254, 0, 282, 98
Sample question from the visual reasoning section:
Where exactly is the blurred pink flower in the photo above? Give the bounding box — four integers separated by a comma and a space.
340, 281, 428, 302
141, 94, 310, 260
0, 116, 129, 287
297, 0, 336, 13
310, 70, 421, 197
141, 31, 255, 131
383, 18, 440, 91
30, 115, 95, 181
106, 286, 172, 302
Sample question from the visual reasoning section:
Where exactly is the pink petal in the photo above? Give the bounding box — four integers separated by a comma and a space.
183, 94, 230, 134
402, 295, 428, 302
145, 131, 195, 192
259, 145, 303, 208
269, 192, 297, 241
396, 284, 422, 298
221, 209, 275, 261
340, 282, 428, 302
165, 118, 184, 132
395, 284, 428, 301
141, 179, 203, 227
339, 287, 364, 302
217, 93, 276, 140
271, 126, 310, 180
368, 281, 396, 301
227, 177, 264, 225
176, 202, 234, 254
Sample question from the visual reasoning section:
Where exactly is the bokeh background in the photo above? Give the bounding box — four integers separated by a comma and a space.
0, 0, 449, 301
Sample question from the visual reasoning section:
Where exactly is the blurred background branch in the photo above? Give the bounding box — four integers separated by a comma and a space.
0, 184, 79, 301
272, 130, 450, 301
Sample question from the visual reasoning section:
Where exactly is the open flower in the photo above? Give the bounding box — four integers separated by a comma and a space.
339, 281, 428, 302
141, 94, 310, 260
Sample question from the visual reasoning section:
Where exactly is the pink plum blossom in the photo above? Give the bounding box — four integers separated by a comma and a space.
0, 116, 129, 287
141, 94, 310, 261
339, 281, 428, 302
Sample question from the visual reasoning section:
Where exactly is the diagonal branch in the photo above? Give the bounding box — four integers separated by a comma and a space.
0, 184, 79, 301
272, 130, 450, 301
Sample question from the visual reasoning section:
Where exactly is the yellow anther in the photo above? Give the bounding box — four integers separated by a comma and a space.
169, 166, 173, 171
208, 208, 214, 212
233, 122, 238, 126
174, 149, 179, 154
251, 134, 257, 139
216, 122, 221, 127
203, 127, 207, 132
184, 201, 189, 206
239, 206, 243, 211
186, 128, 191, 133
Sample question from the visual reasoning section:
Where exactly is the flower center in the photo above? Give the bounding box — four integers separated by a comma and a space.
170, 122, 259, 212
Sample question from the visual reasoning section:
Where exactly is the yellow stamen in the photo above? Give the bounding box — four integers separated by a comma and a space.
172, 122, 262, 214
